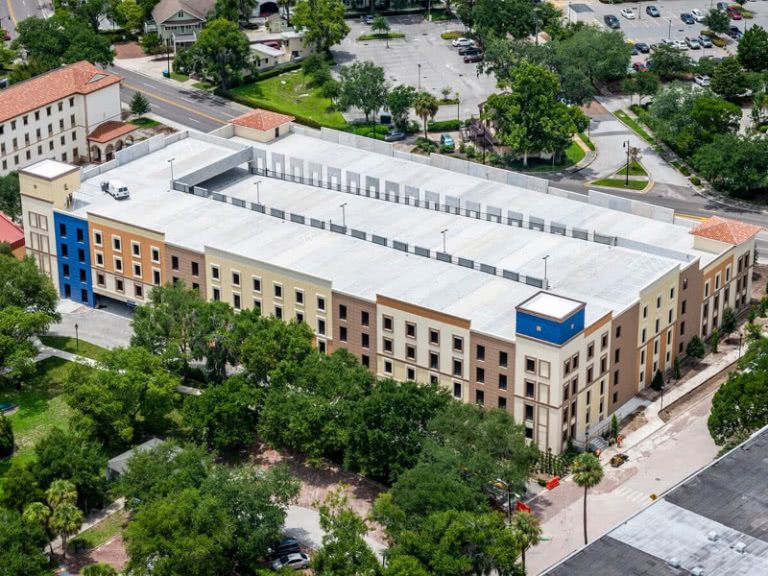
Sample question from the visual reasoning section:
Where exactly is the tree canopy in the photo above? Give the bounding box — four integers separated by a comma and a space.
0, 507, 49, 576
0, 173, 20, 222
177, 18, 251, 88
709, 369, 768, 445
292, 0, 350, 53
738, 25, 768, 72
340, 61, 389, 123
711, 57, 748, 101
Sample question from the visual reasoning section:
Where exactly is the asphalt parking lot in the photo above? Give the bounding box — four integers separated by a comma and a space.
572, 0, 767, 60
332, 14, 496, 121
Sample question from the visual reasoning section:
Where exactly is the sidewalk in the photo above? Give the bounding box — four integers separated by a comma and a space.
50, 498, 125, 552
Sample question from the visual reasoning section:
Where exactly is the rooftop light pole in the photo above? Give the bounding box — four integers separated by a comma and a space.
542, 254, 550, 289
622, 140, 630, 186
255, 179, 262, 205
418, 63, 421, 91
340, 202, 347, 227
168, 158, 175, 184
441, 228, 448, 253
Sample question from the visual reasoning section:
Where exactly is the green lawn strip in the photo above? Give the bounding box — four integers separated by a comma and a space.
578, 131, 595, 151
503, 142, 585, 172
614, 110, 655, 145
229, 70, 346, 129
356, 33, 406, 41
441, 31, 462, 39
39, 335, 108, 362
170, 71, 189, 82
129, 118, 162, 128
192, 81, 214, 91
0, 358, 85, 495
343, 123, 391, 141
70, 509, 127, 550
428, 10, 456, 21
592, 178, 648, 190
438, 98, 460, 106
616, 161, 647, 177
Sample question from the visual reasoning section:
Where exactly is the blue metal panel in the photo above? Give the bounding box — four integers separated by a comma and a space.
516, 308, 585, 345
53, 212, 93, 307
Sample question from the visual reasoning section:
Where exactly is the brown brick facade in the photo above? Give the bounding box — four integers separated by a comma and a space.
332, 291, 377, 371
165, 244, 206, 297
468, 331, 515, 413
610, 303, 639, 412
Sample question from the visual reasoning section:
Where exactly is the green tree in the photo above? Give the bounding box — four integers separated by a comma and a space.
45, 479, 78, 510
747, 322, 763, 342
183, 18, 251, 89
712, 57, 748, 101
413, 91, 439, 140
749, 305, 756, 324
0, 172, 21, 222
33, 427, 108, 513
141, 32, 163, 55
696, 55, 720, 77
572, 452, 603, 545
709, 370, 768, 445
371, 15, 391, 47
623, 71, 660, 105
510, 510, 541, 574
340, 61, 389, 130
721, 307, 738, 335
611, 413, 619, 440
130, 92, 151, 118
673, 356, 681, 380
312, 487, 380, 576
81, 563, 119, 576
1, 507, 49, 576
651, 369, 664, 391
711, 327, 720, 353
65, 347, 180, 447
647, 82, 701, 155
738, 25, 768, 72
387, 84, 416, 131
23, 501, 54, 556
647, 43, 693, 79
213, 0, 239, 21
0, 413, 13, 458
472, 0, 534, 42
50, 503, 83, 557
686, 335, 706, 360
278, 0, 296, 26
692, 133, 768, 197
703, 8, 731, 36
690, 96, 742, 145
114, 0, 145, 33
383, 555, 430, 576
0, 461, 44, 513
485, 61, 588, 166
182, 374, 261, 453
71, 0, 110, 32
292, 0, 350, 53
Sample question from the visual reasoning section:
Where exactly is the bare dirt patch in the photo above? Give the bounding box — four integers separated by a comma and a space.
58, 534, 128, 575
113, 42, 146, 59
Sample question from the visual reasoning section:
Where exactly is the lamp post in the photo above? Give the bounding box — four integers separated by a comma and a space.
622, 139, 630, 186
166, 38, 172, 78
75, 323, 79, 354
418, 63, 421, 90
495, 479, 514, 524
339, 202, 347, 227
660, 379, 666, 411
441, 228, 448, 253
254, 179, 262, 205
568, 1, 571, 23
542, 254, 550, 289
168, 158, 175, 183
668, 19, 672, 39
456, 92, 460, 125
739, 332, 744, 358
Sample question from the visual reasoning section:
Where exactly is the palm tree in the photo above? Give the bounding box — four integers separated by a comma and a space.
510, 510, 541, 575
413, 91, 439, 141
572, 453, 604, 545
50, 503, 83, 558
24, 502, 54, 556
46, 479, 77, 510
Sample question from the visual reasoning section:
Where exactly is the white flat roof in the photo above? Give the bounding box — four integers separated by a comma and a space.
519, 292, 583, 320
22, 159, 76, 179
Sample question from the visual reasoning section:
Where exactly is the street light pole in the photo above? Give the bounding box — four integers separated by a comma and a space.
623, 140, 630, 186
441, 228, 448, 253
339, 202, 347, 227
255, 179, 262, 205
456, 93, 460, 125
418, 64, 421, 90
542, 255, 550, 289
668, 19, 672, 39
75, 323, 79, 354
168, 158, 175, 183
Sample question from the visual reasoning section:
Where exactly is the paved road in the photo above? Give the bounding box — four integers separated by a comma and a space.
2, 0, 51, 35
111, 66, 247, 132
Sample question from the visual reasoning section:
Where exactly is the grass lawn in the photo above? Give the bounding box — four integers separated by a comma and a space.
356, 32, 406, 41
428, 10, 456, 21
617, 161, 648, 177
230, 70, 346, 129
614, 110, 656, 145
441, 31, 462, 39
344, 123, 390, 141
70, 510, 127, 550
0, 358, 83, 494
192, 81, 214, 91
170, 71, 189, 82
592, 178, 648, 191
39, 335, 108, 362
129, 117, 162, 128
504, 142, 586, 172
578, 132, 595, 151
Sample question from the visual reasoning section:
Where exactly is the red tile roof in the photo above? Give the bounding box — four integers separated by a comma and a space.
0, 61, 123, 125
0, 212, 24, 250
690, 216, 762, 245
88, 121, 138, 143
230, 109, 294, 131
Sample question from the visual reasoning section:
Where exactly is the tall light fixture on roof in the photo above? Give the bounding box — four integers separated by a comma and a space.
441, 228, 448, 253
339, 202, 347, 227
542, 254, 550, 290
167, 157, 175, 184
254, 179, 262, 205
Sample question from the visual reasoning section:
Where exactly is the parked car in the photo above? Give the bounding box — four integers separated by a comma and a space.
632, 62, 649, 72
680, 12, 695, 25
627, 65, 637, 75
365, 14, 374, 24
661, 37, 675, 46
620, 8, 636, 19
673, 39, 688, 50
729, 25, 743, 39
690, 8, 706, 22
686, 36, 701, 49
610, 453, 629, 468
458, 46, 481, 55
1, 28, 9, 41
440, 134, 455, 150
630, 44, 639, 56
384, 131, 406, 142
464, 53, 483, 63
717, 1, 728, 11
269, 539, 301, 559
452, 37, 474, 48
604, 14, 620, 29
646, 5, 660, 17
694, 74, 711, 86
271, 553, 310, 571
635, 42, 650, 53
727, 6, 742, 19
698, 35, 713, 48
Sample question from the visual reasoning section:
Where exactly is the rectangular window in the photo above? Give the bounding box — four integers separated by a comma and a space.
643, 306, 648, 319
96, 252, 104, 266
525, 404, 534, 421
588, 342, 594, 359
362, 355, 370, 368
191, 262, 199, 277
680, 321, 685, 335
317, 319, 326, 336
233, 293, 241, 310
151, 247, 160, 263
317, 295, 326, 312
274, 283, 282, 298
642, 328, 646, 343
63, 263, 70, 278
476, 390, 484, 406
131, 241, 141, 257
61, 244, 69, 258
135, 284, 143, 299
296, 312, 304, 324
406, 344, 416, 360
339, 326, 347, 342
614, 349, 620, 364
453, 382, 462, 398
587, 366, 593, 383
453, 359, 462, 377
615, 326, 621, 339
232, 271, 240, 287
274, 305, 283, 319
77, 248, 85, 263
525, 357, 536, 373
252, 276, 261, 292
476, 367, 485, 383
406, 322, 416, 338
97, 272, 105, 287
656, 296, 662, 309
453, 336, 463, 352
383, 315, 393, 331
384, 360, 392, 375
407, 367, 415, 381
212, 287, 221, 301
362, 311, 370, 326
153, 269, 161, 286
76, 228, 84, 243
681, 300, 686, 314
362, 333, 370, 349
499, 374, 508, 391
133, 262, 142, 278
429, 352, 439, 370
112, 236, 121, 252
429, 329, 439, 345
613, 370, 619, 386
476, 345, 485, 361
114, 257, 122, 272
59, 223, 67, 237
383, 338, 393, 353
499, 351, 508, 368
339, 304, 347, 320
116, 278, 124, 293
171, 255, 179, 270
525, 380, 535, 398
601, 332, 608, 350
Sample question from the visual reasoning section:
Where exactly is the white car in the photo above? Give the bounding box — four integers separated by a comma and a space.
452, 37, 474, 48
621, 8, 636, 19
694, 74, 711, 87
673, 39, 688, 50
271, 552, 310, 571
691, 8, 706, 21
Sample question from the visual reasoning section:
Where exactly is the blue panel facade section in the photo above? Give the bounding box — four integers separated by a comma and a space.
516, 308, 585, 345
53, 212, 93, 307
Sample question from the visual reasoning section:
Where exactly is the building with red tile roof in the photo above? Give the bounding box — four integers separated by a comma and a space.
690, 216, 762, 246
0, 61, 125, 174
230, 109, 294, 142
0, 211, 25, 259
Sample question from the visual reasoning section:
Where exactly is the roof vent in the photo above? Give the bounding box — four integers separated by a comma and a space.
667, 558, 681, 568
707, 531, 719, 542
734, 542, 747, 554
692, 568, 704, 576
